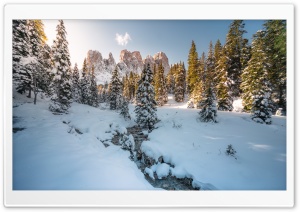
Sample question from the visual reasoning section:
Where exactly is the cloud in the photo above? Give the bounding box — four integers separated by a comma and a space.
115, 32, 131, 46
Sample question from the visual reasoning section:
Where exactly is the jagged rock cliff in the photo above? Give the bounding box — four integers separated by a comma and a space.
84, 49, 170, 85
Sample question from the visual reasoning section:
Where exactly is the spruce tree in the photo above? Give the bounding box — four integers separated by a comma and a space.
206, 41, 216, 93
120, 99, 131, 120
13, 20, 31, 95
134, 63, 158, 132
174, 62, 185, 102
71, 63, 81, 103
198, 88, 217, 123
187, 40, 199, 94
80, 59, 90, 105
223, 20, 246, 98
215, 49, 233, 111
89, 65, 99, 107
263, 20, 286, 112
241, 30, 273, 124
109, 68, 122, 110
154, 62, 167, 106
123, 74, 130, 100
166, 64, 175, 94
49, 20, 72, 114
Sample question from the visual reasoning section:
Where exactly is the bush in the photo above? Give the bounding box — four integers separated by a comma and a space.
226, 144, 237, 160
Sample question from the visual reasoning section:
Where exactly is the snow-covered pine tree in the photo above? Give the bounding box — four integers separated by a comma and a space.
205, 41, 216, 94
12, 20, 31, 95
241, 30, 273, 124
80, 58, 90, 105
120, 98, 131, 120
166, 64, 175, 94
134, 63, 158, 132
49, 20, 72, 114
155, 62, 167, 106
174, 62, 185, 102
198, 87, 218, 123
223, 20, 246, 98
215, 48, 233, 111
109, 68, 122, 110
71, 63, 81, 103
38, 43, 53, 97
263, 20, 286, 113
89, 65, 99, 107
251, 95, 272, 124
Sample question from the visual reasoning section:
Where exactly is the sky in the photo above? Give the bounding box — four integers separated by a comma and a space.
43, 20, 265, 68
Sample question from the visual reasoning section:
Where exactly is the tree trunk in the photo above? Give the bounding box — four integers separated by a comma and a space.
27, 87, 32, 98
34, 93, 37, 105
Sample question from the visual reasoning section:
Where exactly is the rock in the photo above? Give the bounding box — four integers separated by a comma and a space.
84, 49, 170, 86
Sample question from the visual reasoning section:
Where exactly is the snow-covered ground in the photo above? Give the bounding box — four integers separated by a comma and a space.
13, 93, 286, 190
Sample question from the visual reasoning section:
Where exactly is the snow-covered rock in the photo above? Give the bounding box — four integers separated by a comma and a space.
84, 49, 171, 86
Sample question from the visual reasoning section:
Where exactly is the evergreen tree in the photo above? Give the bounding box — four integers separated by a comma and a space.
206, 41, 216, 94
174, 62, 185, 102
13, 20, 31, 95
80, 58, 90, 105
109, 68, 123, 110
38, 43, 53, 97
263, 20, 286, 112
49, 20, 72, 114
198, 88, 217, 123
123, 74, 130, 100
71, 63, 81, 103
241, 30, 273, 121
241, 38, 251, 71
154, 62, 167, 106
191, 53, 205, 108
187, 40, 199, 94
128, 71, 136, 100
223, 20, 246, 97
120, 99, 131, 120
134, 63, 158, 132
89, 65, 99, 107
215, 49, 233, 111
166, 64, 175, 94
251, 95, 272, 124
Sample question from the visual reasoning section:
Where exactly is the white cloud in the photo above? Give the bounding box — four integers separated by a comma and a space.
115, 32, 131, 46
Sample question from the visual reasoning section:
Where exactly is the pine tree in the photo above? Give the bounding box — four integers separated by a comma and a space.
174, 62, 185, 102
241, 30, 273, 124
215, 49, 233, 111
135, 63, 158, 132
198, 87, 218, 123
263, 20, 286, 112
205, 41, 216, 93
49, 20, 72, 114
123, 74, 130, 100
89, 65, 99, 107
187, 40, 199, 94
155, 62, 167, 106
120, 99, 131, 120
80, 58, 90, 105
71, 63, 81, 103
223, 20, 246, 98
38, 43, 53, 97
109, 68, 123, 110
166, 64, 175, 94
12, 20, 32, 96
191, 53, 205, 108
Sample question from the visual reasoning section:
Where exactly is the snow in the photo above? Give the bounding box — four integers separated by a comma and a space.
13, 91, 152, 190
232, 98, 243, 112
155, 163, 170, 179
143, 96, 286, 190
13, 92, 286, 190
